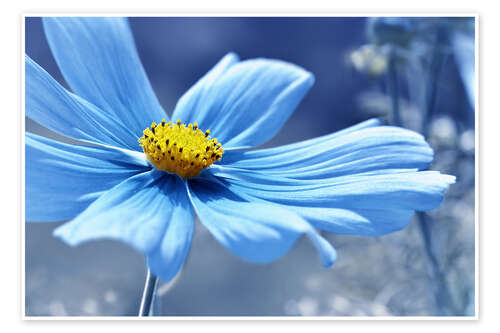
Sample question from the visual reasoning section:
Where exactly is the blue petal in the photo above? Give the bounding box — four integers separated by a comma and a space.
216, 170, 455, 211
209, 168, 454, 236
221, 118, 381, 163
42, 17, 167, 137
172, 55, 314, 149
26, 56, 140, 150
146, 182, 194, 282
187, 177, 336, 267
221, 123, 434, 179
171, 53, 240, 124
53, 171, 187, 255
26, 133, 150, 222
206, 120, 455, 236
287, 206, 415, 236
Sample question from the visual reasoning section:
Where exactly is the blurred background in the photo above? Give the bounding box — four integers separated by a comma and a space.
25, 16, 475, 316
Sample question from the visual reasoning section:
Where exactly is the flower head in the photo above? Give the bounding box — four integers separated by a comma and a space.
26, 17, 455, 282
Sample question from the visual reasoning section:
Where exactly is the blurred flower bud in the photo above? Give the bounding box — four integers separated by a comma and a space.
459, 129, 475, 155
349, 44, 388, 76
366, 17, 417, 47
428, 116, 457, 148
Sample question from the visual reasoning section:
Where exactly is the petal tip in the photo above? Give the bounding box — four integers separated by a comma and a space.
224, 51, 240, 62
301, 70, 315, 88
52, 223, 78, 247
321, 250, 337, 268
446, 174, 457, 185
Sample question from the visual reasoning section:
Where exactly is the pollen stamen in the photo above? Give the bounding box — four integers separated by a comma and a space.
138, 120, 224, 178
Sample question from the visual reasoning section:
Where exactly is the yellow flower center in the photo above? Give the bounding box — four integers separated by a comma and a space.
138, 119, 224, 179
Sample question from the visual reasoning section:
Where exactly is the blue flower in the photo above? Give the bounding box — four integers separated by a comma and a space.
26, 17, 455, 282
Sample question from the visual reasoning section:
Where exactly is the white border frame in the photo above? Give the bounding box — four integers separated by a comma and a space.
21, 13, 479, 321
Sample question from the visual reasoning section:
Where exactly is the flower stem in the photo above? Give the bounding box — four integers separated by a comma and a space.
417, 26, 457, 315
416, 211, 458, 315
386, 39, 454, 314
387, 47, 402, 127
139, 269, 159, 316
422, 26, 448, 136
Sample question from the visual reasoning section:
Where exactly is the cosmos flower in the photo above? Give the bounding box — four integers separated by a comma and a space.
26, 17, 455, 282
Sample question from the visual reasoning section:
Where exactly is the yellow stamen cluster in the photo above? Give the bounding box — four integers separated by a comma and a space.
139, 119, 224, 179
